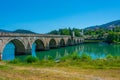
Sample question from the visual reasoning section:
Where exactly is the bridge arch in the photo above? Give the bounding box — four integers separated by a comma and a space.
77, 39, 80, 44
73, 39, 77, 45
49, 38, 57, 49
2, 39, 26, 56
32, 39, 45, 51
59, 39, 65, 47
67, 38, 72, 46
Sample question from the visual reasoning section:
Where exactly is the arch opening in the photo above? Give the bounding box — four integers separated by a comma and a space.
31, 39, 45, 57
80, 39, 82, 43
2, 39, 26, 60
11, 39, 26, 55
74, 39, 76, 45
49, 39, 57, 49
67, 39, 72, 46
33, 39, 45, 51
77, 39, 79, 44
60, 39, 65, 47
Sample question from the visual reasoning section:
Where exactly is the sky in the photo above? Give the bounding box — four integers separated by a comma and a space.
0, 0, 120, 33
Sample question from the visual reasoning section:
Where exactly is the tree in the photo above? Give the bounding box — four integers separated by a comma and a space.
106, 32, 120, 43
48, 30, 59, 35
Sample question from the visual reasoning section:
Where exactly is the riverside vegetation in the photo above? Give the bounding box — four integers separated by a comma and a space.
48, 26, 120, 44
8, 53, 120, 69
0, 53, 120, 80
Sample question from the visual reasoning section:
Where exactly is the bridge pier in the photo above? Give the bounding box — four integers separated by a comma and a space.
44, 46, 50, 50
25, 48, 32, 55
0, 52, 2, 60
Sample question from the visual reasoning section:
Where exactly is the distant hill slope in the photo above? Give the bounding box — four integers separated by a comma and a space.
86, 20, 120, 30
13, 29, 37, 34
0, 29, 37, 34
0, 29, 12, 33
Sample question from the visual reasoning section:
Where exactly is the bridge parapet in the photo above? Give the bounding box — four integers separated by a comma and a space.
0, 32, 71, 38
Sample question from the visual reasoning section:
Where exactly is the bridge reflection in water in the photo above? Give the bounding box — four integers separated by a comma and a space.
2, 42, 15, 60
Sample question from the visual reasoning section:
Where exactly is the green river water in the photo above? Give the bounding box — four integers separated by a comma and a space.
15, 43, 120, 61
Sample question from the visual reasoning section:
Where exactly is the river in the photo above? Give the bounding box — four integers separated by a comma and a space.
2, 42, 120, 60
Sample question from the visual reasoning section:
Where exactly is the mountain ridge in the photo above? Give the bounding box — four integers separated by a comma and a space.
85, 20, 120, 30
0, 29, 37, 34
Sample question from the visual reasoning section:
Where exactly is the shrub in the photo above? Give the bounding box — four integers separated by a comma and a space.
25, 55, 39, 63
106, 54, 114, 60
8, 58, 20, 64
80, 53, 92, 61
70, 52, 80, 61
61, 55, 70, 62
47, 55, 54, 60
114, 56, 120, 61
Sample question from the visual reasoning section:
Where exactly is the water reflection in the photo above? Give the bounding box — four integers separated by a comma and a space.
32, 43, 37, 57
35, 43, 119, 60
2, 42, 15, 60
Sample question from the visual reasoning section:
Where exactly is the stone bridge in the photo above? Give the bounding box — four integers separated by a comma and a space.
0, 32, 84, 60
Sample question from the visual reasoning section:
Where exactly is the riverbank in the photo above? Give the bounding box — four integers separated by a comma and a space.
0, 53, 120, 80
84, 39, 104, 43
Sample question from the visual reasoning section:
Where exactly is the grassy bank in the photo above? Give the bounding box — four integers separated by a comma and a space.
0, 53, 120, 80
6, 53, 120, 69
0, 63, 120, 80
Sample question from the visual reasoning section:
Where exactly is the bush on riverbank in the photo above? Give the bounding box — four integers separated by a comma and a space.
25, 55, 39, 63
8, 58, 20, 64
